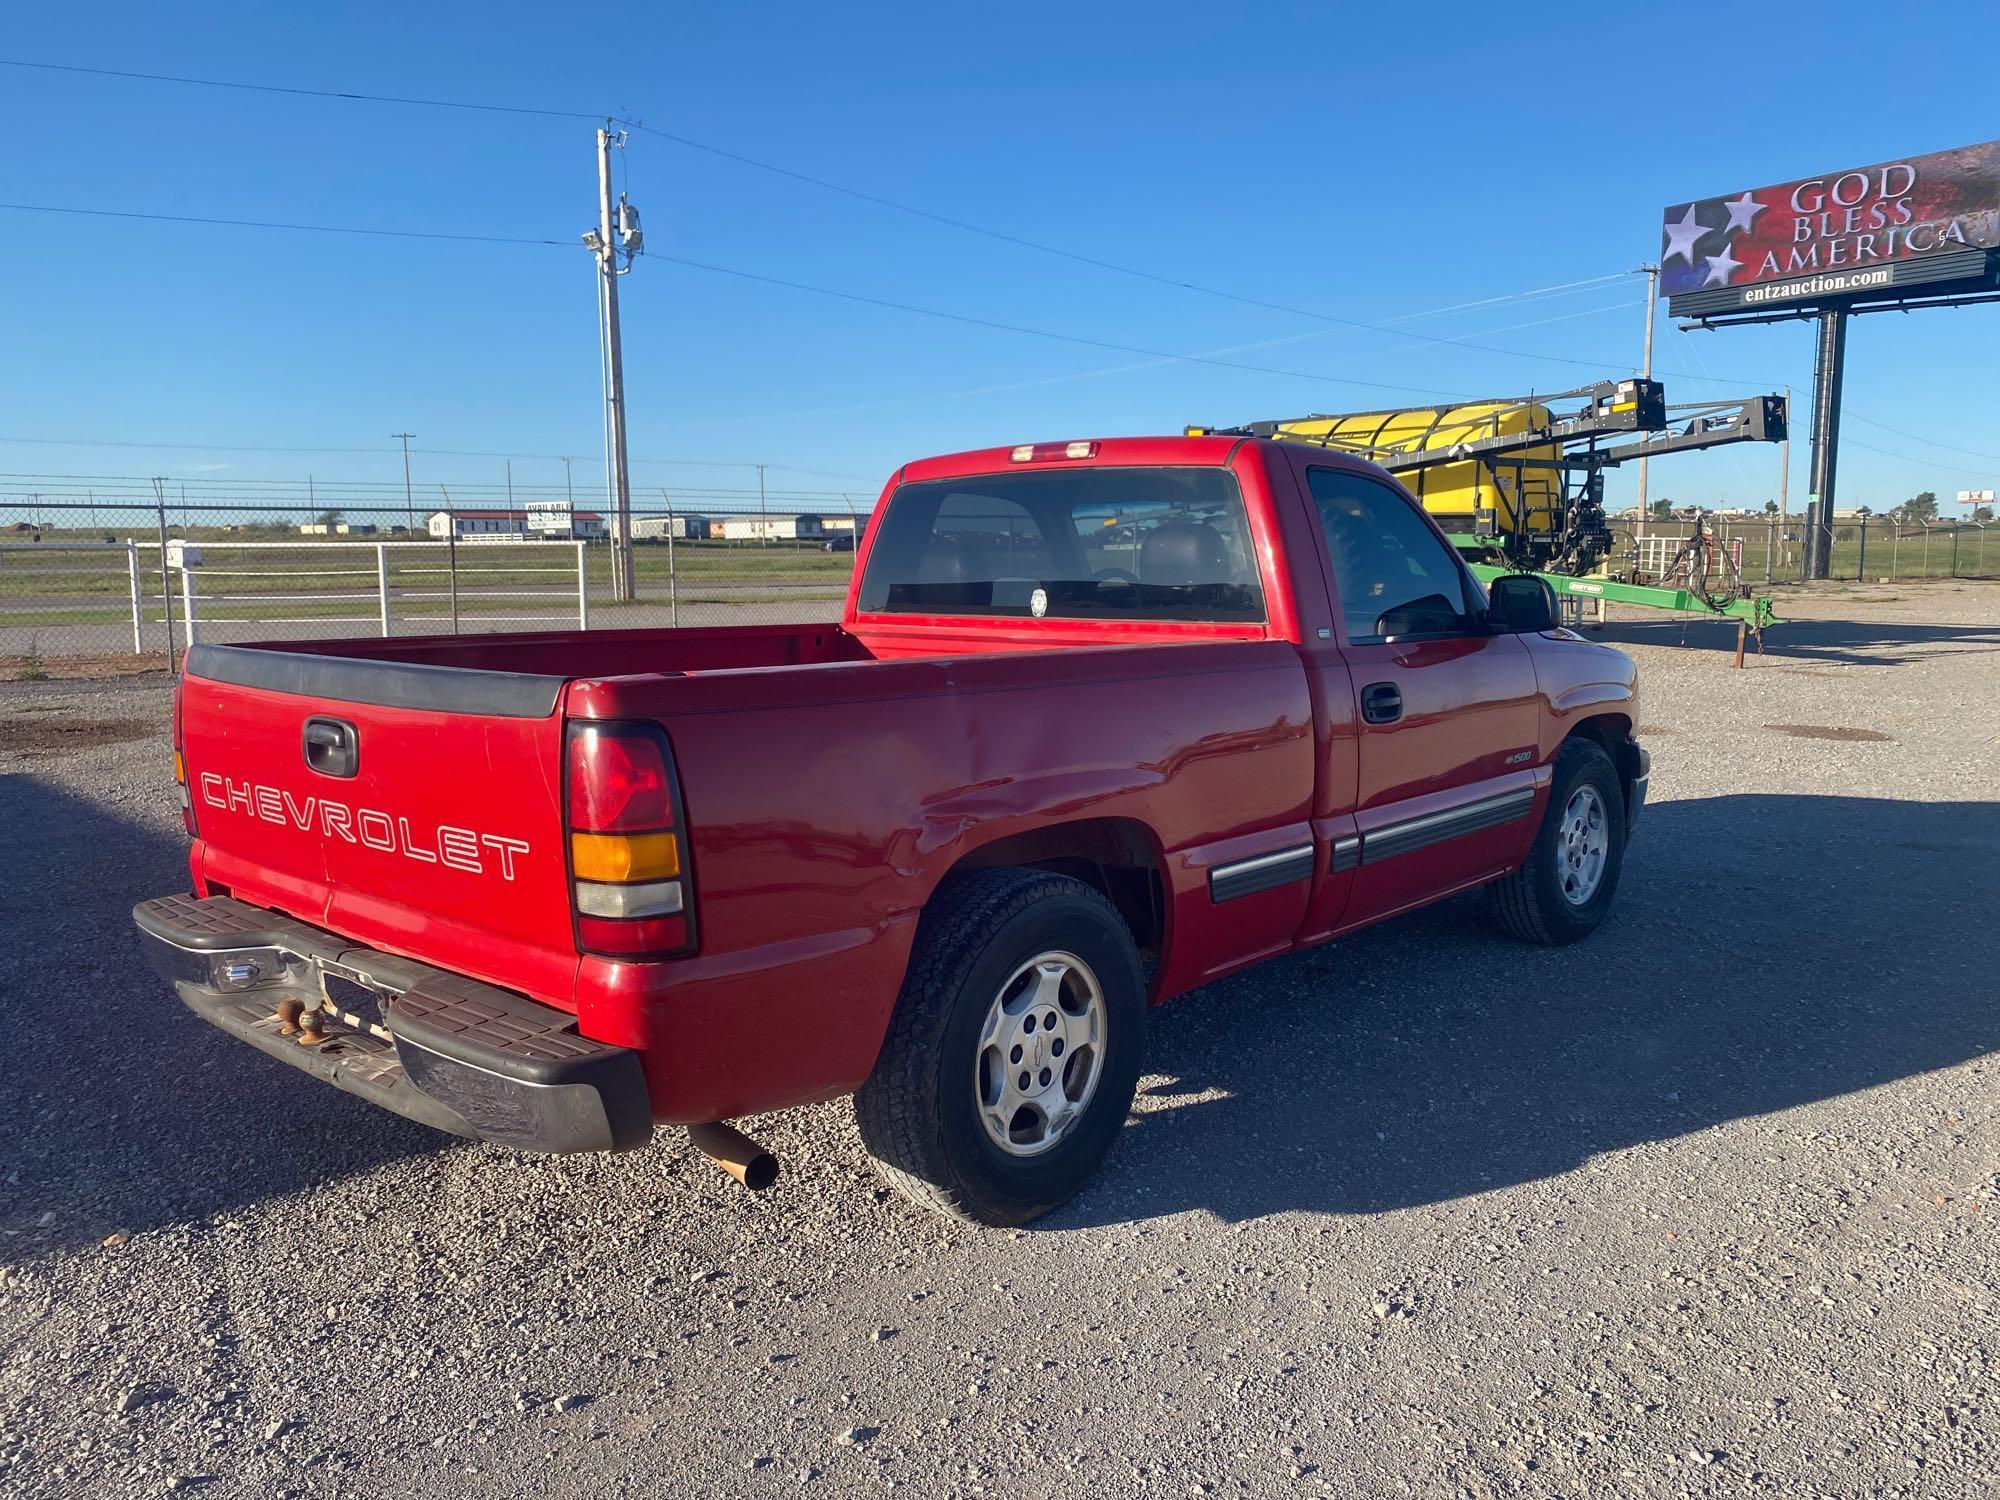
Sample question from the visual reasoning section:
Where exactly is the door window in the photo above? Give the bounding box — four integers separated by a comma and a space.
1306, 467, 1476, 643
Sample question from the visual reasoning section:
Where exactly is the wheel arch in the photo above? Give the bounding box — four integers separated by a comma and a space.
933, 817, 1168, 969
1561, 712, 1641, 819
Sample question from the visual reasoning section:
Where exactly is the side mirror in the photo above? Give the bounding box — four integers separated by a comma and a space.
1485, 573, 1558, 633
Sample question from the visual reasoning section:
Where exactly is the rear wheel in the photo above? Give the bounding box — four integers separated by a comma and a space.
1488, 736, 1626, 945
855, 868, 1145, 1226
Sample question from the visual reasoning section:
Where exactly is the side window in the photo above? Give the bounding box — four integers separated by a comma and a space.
1305, 468, 1474, 643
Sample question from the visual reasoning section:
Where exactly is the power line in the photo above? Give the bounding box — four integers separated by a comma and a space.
15, 64, 1997, 460
0, 58, 1665, 376
641, 251, 1474, 399
0, 201, 567, 247
16, 198, 1989, 468
1841, 439, 1998, 481
749, 297, 1645, 426
1844, 412, 2000, 463
0, 57, 596, 121
0, 199, 1474, 399
0, 433, 870, 479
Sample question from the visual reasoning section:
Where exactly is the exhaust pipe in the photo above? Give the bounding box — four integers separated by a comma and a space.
686, 1121, 779, 1191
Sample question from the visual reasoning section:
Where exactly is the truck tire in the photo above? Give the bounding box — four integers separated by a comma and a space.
855, 868, 1146, 1227
1488, 736, 1626, 946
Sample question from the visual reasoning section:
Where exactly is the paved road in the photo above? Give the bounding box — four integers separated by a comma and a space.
3, 582, 1997, 1497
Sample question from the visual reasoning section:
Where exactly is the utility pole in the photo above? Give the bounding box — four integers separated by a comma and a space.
393, 433, 417, 535
1776, 387, 1791, 578
152, 476, 178, 672
584, 126, 643, 601
1633, 264, 1659, 525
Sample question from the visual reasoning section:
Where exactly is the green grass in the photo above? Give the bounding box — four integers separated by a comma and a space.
0, 537, 854, 600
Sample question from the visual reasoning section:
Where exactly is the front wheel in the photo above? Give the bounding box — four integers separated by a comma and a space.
855, 869, 1145, 1226
1488, 736, 1627, 945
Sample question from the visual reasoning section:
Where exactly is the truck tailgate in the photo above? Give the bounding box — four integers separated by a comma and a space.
179, 648, 579, 1008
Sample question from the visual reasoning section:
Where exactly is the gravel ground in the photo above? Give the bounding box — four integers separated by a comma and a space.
3, 580, 1997, 1499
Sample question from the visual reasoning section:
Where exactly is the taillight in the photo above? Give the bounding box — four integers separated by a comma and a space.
564, 722, 696, 958
172, 687, 197, 838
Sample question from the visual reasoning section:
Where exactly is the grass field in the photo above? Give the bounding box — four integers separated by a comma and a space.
0, 532, 855, 604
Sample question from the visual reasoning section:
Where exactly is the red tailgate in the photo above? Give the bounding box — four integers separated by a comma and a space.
179, 657, 579, 1009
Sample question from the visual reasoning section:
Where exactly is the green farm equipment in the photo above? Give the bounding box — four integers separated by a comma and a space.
1194, 378, 1790, 645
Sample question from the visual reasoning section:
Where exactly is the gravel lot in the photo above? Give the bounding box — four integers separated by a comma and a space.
4, 580, 1997, 1499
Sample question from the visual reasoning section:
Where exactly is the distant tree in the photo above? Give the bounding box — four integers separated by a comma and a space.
1763, 499, 1779, 515
313, 508, 344, 528
1974, 504, 1995, 523
1897, 491, 1940, 526
1649, 498, 1673, 520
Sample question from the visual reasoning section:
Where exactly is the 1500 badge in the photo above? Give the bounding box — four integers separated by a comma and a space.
196, 773, 530, 879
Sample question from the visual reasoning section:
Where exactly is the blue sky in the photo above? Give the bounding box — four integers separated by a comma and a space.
5, 2, 2000, 519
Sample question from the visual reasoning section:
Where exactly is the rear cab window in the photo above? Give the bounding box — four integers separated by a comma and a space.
857, 466, 1265, 622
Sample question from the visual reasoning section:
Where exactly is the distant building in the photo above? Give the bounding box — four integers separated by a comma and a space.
710, 516, 796, 541
793, 513, 861, 538
632, 514, 713, 540
426, 508, 606, 540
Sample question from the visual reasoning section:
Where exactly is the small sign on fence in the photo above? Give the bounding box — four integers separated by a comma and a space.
526, 501, 575, 536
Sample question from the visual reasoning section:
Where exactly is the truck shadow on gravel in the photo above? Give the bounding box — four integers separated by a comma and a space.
1066, 793, 2000, 1228
11, 772, 1997, 1248
2, 775, 453, 1258
1586, 615, 2000, 667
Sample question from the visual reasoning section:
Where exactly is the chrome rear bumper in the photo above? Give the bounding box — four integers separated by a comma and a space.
133, 893, 652, 1153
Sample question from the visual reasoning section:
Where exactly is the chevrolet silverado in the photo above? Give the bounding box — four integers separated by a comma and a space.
134, 433, 1647, 1225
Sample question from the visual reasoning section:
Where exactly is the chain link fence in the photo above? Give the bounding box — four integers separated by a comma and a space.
5, 484, 1994, 678
1619, 513, 1996, 587
1, 494, 865, 675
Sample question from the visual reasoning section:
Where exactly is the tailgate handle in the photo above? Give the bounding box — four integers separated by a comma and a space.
302, 717, 359, 779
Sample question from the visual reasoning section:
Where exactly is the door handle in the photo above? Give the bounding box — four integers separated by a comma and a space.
302, 717, 359, 778
1360, 682, 1403, 725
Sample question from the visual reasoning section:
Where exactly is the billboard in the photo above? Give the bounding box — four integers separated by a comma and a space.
1663, 139, 2000, 315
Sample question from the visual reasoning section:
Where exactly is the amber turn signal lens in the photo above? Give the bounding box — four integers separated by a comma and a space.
569, 830, 679, 883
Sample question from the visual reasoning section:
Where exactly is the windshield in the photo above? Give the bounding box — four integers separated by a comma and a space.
856, 466, 1264, 622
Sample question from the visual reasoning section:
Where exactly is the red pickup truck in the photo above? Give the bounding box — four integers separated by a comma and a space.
134, 434, 1646, 1225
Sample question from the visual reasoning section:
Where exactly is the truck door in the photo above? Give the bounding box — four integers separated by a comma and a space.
1286, 456, 1542, 930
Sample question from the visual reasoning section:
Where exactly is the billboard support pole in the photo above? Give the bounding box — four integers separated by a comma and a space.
1634, 264, 1659, 522
1805, 308, 1848, 581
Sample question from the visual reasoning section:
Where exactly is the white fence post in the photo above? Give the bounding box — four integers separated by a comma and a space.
377, 544, 391, 636
126, 540, 143, 653
180, 564, 199, 647
576, 540, 589, 630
